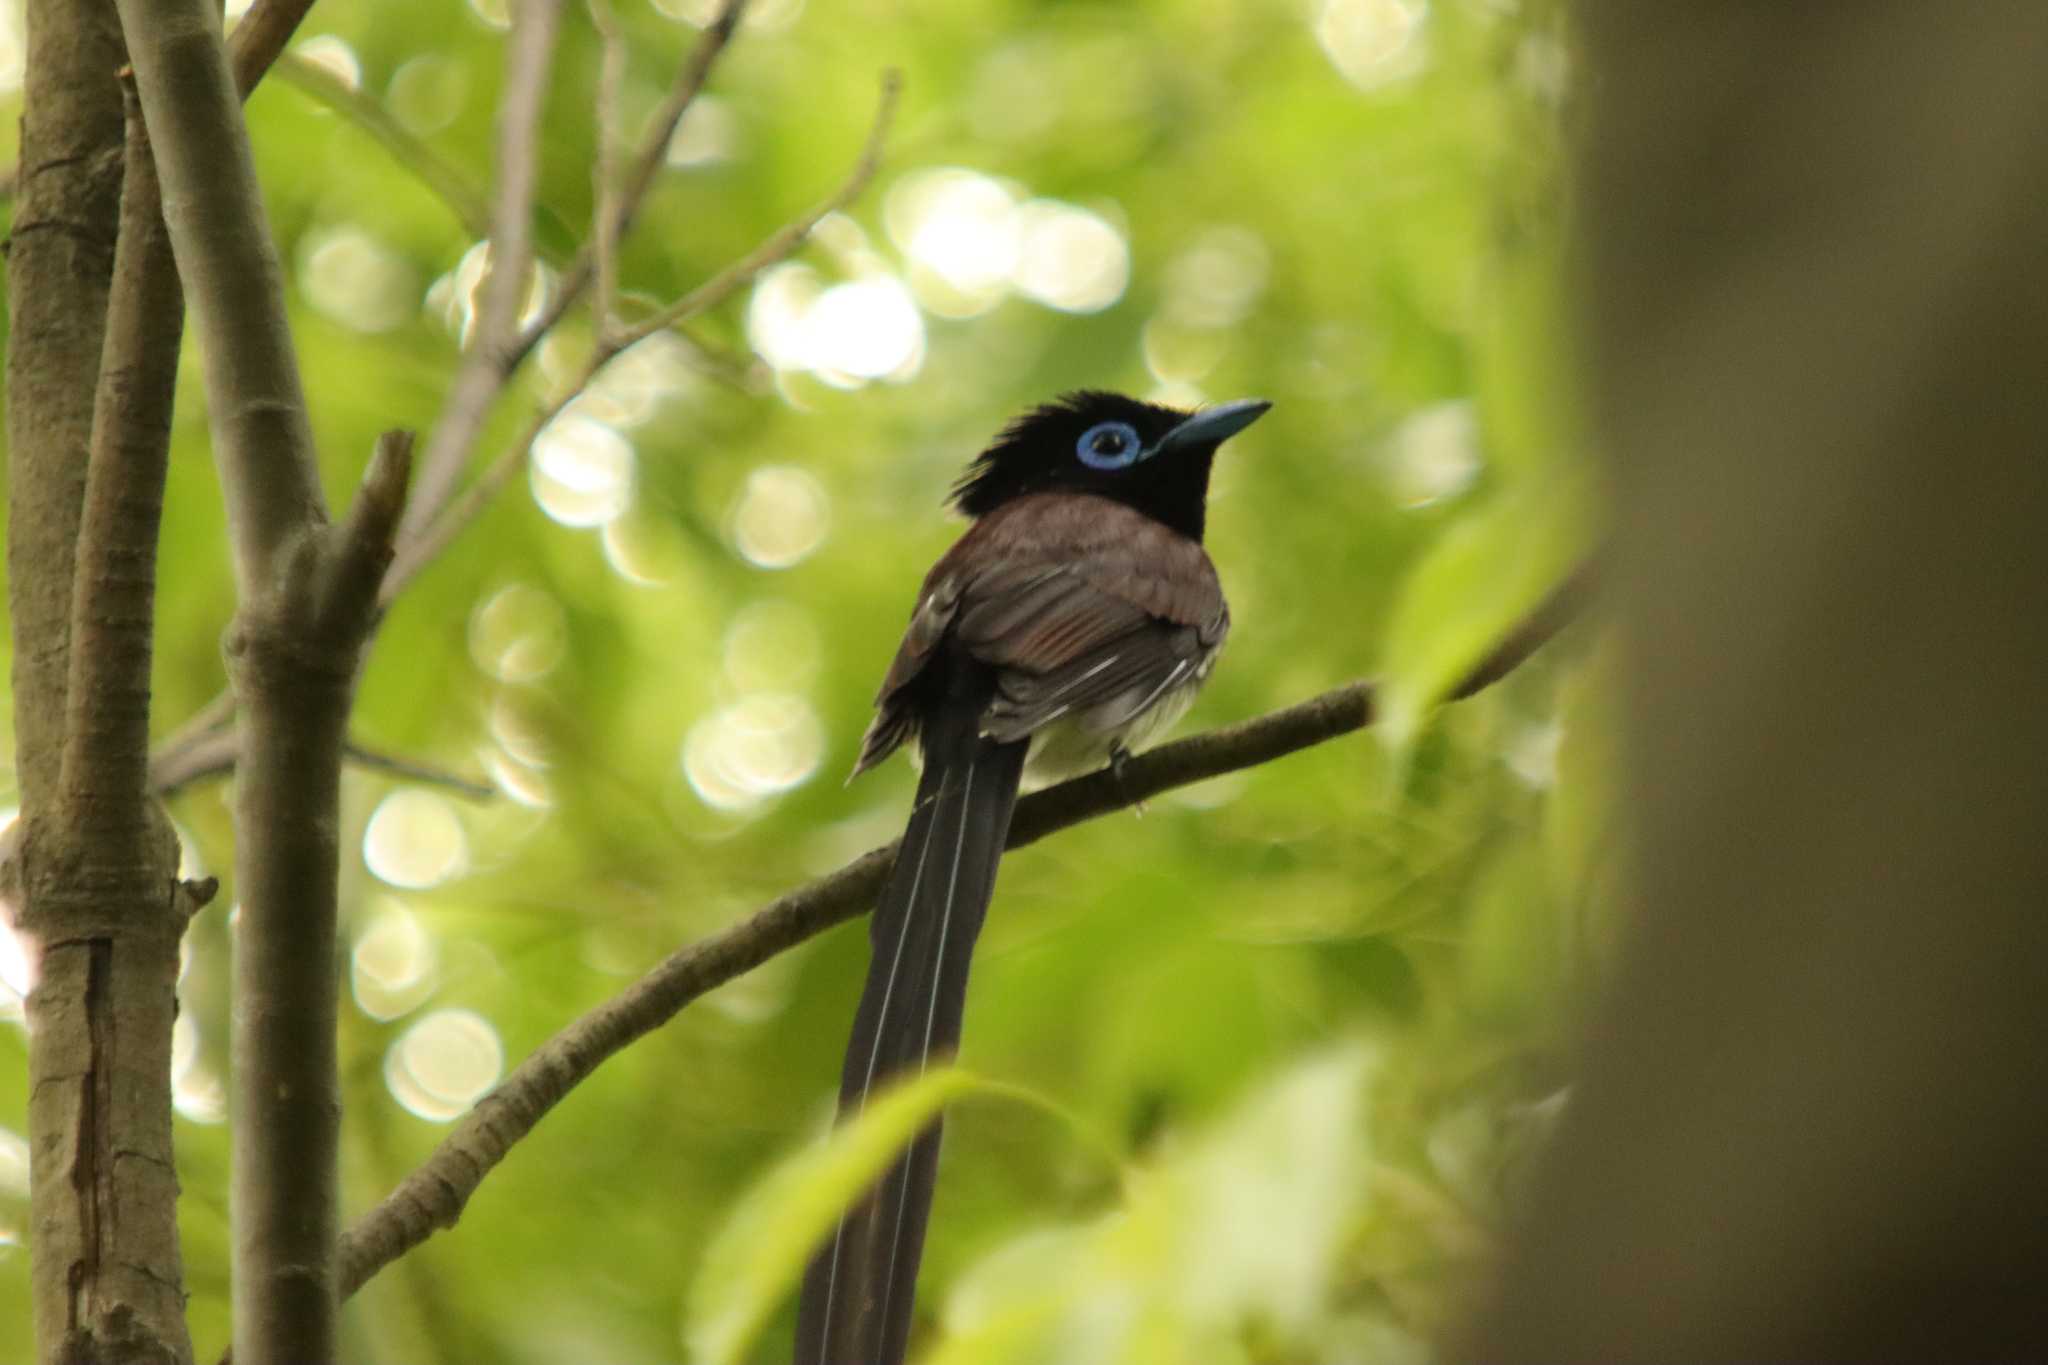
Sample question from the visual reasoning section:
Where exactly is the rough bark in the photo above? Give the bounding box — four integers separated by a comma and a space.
1452, 3, 2048, 1360
3, 4, 200, 1363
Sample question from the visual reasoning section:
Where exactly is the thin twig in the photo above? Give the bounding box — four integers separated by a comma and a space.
226, 0, 320, 96
343, 743, 496, 802
401, 0, 565, 545
505, 0, 750, 366
151, 730, 496, 802
616, 69, 900, 350
333, 564, 1593, 1299
272, 54, 492, 239
379, 70, 901, 601
589, 0, 628, 339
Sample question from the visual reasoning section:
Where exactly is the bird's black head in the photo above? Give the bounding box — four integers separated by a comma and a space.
950, 390, 1271, 541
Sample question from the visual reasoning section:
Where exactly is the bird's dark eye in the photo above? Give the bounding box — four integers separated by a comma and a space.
1075, 420, 1143, 470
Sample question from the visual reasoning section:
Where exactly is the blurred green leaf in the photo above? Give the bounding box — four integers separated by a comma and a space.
1377, 475, 1593, 762
686, 1066, 978, 1365
927, 1044, 1376, 1365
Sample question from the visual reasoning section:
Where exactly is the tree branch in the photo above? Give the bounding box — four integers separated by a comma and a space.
334, 563, 1591, 1300
119, 0, 322, 585
58, 78, 185, 828
271, 53, 493, 240
116, 2, 413, 1358
400, 0, 565, 545
11, 61, 197, 1365
379, 69, 901, 602
396, 0, 752, 555
615, 68, 900, 350
588, 0, 628, 337
225, 0, 321, 96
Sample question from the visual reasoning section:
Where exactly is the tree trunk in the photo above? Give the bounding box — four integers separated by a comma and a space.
1453, 4, 2048, 1359
4, 2, 195, 1363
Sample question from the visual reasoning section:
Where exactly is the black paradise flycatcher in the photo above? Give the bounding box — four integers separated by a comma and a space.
794, 391, 1271, 1364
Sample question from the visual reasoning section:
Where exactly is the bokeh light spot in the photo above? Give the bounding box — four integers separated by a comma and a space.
352, 900, 441, 1021
0, 1126, 27, 1198
1385, 400, 1480, 507
389, 55, 469, 136
887, 168, 1022, 317
666, 94, 742, 167
728, 466, 829, 569
427, 240, 554, 346
0, 5, 25, 97
682, 693, 826, 811
1315, 0, 1428, 91
299, 226, 417, 333
363, 789, 470, 890
385, 1008, 504, 1122
1012, 200, 1130, 313
469, 583, 568, 683
530, 413, 635, 527
295, 35, 362, 91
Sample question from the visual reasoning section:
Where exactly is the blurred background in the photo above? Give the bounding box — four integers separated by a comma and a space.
0, 0, 1600, 1360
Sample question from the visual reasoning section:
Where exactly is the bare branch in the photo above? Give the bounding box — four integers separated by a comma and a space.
520, 0, 751, 347
335, 565, 1591, 1298
402, 0, 566, 545
226, 0, 321, 96
151, 729, 496, 803
614, 69, 901, 350
57, 79, 185, 827
147, 726, 241, 797
589, 0, 628, 337
614, 0, 746, 242
271, 54, 492, 239
120, 0, 322, 584
379, 377, 584, 604
341, 743, 496, 802
379, 70, 902, 600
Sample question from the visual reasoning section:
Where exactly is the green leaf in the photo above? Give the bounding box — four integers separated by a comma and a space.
685, 1067, 979, 1365
1377, 477, 1593, 762
684, 1068, 1112, 1365
927, 1044, 1378, 1365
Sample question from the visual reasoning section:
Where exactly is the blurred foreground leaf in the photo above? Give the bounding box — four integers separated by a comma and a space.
926, 1043, 1387, 1365
1377, 478, 1593, 763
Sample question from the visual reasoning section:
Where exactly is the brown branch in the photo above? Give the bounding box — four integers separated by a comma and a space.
116, 2, 413, 1357
401, 0, 565, 545
334, 562, 1592, 1300
57, 80, 185, 828
225, 0, 320, 96
614, 0, 746, 242
588, 0, 628, 337
13, 67, 196, 1365
516, 0, 751, 350
149, 728, 496, 802
342, 743, 496, 802
616, 69, 900, 350
379, 70, 901, 600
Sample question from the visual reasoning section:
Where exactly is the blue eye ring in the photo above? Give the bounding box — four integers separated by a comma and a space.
1076, 420, 1143, 470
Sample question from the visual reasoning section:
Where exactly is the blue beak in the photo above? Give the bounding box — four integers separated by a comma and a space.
1154, 398, 1273, 456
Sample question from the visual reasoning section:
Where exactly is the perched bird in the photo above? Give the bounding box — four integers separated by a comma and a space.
794, 390, 1271, 1365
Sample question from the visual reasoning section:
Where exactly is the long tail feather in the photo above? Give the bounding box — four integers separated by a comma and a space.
795, 693, 1026, 1365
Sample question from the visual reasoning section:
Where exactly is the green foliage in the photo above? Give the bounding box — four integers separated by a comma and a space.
0, 0, 1607, 1360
